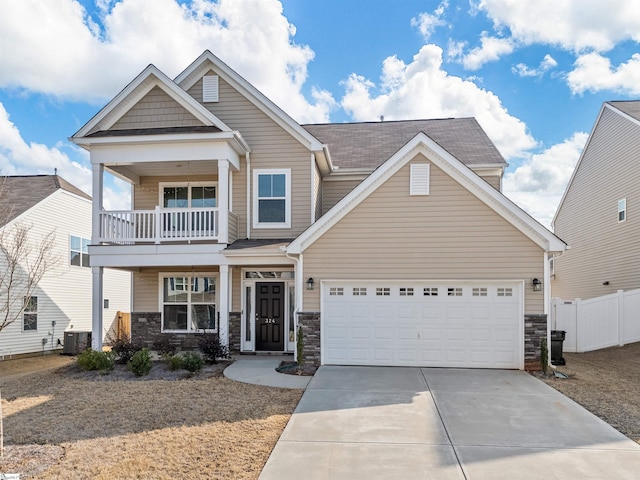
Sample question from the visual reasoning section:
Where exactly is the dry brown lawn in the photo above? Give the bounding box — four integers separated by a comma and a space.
540, 341, 640, 444
0, 354, 302, 479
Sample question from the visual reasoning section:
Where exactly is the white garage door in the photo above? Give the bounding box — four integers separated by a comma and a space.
322, 282, 523, 369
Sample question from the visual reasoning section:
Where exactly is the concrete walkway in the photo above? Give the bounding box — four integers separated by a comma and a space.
260, 366, 640, 479
223, 354, 311, 389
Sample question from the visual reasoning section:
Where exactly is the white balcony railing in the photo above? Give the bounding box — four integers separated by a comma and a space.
99, 207, 220, 244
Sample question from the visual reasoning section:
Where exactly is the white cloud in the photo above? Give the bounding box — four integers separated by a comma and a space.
503, 132, 588, 228
512, 54, 558, 78
0, 0, 334, 123
0, 103, 129, 210
341, 44, 536, 160
462, 33, 514, 70
478, 0, 640, 52
411, 0, 449, 41
567, 52, 640, 95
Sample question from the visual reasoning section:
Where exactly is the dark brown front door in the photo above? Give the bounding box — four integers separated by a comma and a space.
256, 282, 285, 351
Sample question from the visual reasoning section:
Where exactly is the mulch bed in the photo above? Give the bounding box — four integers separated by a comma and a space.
276, 361, 317, 376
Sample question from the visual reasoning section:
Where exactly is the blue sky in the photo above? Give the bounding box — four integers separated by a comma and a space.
1, 0, 640, 226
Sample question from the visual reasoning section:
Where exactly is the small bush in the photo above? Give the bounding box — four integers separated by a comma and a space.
198, 332, 228, 364
153, 336, 177, 357
167, 354, 184, 371
181, 352, 203, 373
111, 338, 144, 365
128, 348, 153, 377
77, 348, 115, 374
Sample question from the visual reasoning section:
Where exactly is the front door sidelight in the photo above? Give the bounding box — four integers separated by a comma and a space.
255, 282, 285, 351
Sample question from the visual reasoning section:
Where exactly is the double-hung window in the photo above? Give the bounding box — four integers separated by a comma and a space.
161, 275, 216, 332
70, 236, 90, 267
253, 169, 291, 228
23, 296, 38, 331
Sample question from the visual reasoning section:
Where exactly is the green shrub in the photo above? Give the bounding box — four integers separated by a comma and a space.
128, 348, 153, 377
152, 336, 177, 357
77, 348, 115, 374
197, 332, 228, 364
111, 338, 144, 365
167, 354, 184, 371
181, 352, 203, 373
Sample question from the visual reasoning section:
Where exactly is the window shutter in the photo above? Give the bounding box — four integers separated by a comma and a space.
410, 164, 430, 195
203, 75, 219, 102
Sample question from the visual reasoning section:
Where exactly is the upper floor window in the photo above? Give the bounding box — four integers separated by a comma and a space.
618, 198, 626, 222
161, 184, 217, 209
253, 169, 291, 228
23, 296, 37, 331
70, 236, 90, 267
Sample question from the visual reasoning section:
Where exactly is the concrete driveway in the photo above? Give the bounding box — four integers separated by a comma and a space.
260, 366, 640, 479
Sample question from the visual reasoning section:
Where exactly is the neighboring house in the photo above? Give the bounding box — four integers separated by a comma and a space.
71, 51, 565, 370
552, 101, 640, 301
0, 175, 131, 357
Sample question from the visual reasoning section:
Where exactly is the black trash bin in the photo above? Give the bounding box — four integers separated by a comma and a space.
550, 330, 566, 366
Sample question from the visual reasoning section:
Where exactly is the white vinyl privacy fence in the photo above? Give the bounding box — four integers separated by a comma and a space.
552, 289, 640, 352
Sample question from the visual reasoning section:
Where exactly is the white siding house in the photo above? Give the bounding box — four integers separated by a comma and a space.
0, 175, 131, 358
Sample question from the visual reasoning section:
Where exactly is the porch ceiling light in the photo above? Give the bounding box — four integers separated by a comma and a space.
306, 277, 315, 290
532, 278, 542, 292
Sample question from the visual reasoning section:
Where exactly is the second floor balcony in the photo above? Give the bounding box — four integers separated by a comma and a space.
99, 206, 238, 245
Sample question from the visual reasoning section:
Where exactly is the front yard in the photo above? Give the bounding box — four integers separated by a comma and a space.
0, 355, 302, 479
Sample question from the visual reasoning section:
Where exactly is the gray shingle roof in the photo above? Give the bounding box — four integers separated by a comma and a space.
0, 175, 91, 227
87, 125, 222, 137
303, 118, 507, 170
608, 101, 640, 122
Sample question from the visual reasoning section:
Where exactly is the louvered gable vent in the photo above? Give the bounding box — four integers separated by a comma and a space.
203, 75, 219, 102
410, 163, 430, 195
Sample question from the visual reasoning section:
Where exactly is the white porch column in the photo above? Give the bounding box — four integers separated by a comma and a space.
218, 160, 229, 244
219, 264, 230, 347
92, 266, 104, 350
92, 163, 104, 244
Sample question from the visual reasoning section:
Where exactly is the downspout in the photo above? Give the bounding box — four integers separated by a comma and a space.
246, 152, 251, 240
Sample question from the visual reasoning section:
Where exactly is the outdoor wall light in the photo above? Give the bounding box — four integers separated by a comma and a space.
603, 281, 610, 286
532, 278, 542, 292
306, 277, 315, 290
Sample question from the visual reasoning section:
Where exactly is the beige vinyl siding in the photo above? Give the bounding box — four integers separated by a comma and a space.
112, 86, 204, 130
553, 107, 640, 300
133, 175, 218, 210
322, 178, 363, 214
188, 73, 312, 238
133, 267, 220, 312
478, 174, 501, 190
303, 156, 544, 313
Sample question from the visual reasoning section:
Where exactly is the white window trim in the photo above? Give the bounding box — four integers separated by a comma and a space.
70, 235, 90, 268
158, 272, 218, 333
252, 168, 291, 229
158, 182, 218, 208
618, 198, 627, 223
23, 296, 38, 332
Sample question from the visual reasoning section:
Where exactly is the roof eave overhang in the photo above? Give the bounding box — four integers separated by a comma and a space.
288, 133, 566, 255
72, 64, 233, 141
